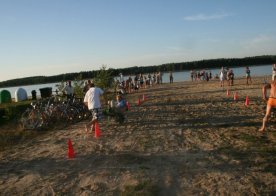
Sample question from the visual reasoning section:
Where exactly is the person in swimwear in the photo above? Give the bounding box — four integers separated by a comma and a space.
259, 75, 276, 132
245, 66, 252, 85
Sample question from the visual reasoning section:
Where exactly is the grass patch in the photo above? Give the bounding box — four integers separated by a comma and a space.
263, 165, 276, 175
121, 180, 159, 196
0, 100, 31, 124
166, 97, 172, 103
117, 154, 148, 165
217, 145, 248, 159
139, 165, 151, 170
239, 133, 262, 144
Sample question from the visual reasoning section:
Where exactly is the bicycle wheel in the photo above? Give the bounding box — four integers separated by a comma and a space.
21, 109, 44, 130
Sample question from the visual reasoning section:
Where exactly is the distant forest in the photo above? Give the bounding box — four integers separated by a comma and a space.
1, 55, 275, 88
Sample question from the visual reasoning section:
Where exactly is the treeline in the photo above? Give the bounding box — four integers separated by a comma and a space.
1, 55, 275, 88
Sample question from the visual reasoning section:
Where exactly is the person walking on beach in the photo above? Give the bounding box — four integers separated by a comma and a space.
169, 71, 173, 83
228, 69, 234, 86
272, 64, 276, 81
226, 67, 231, 86
84, 81, 104, 134
245, 66, 252, 85
190, 70, 195, 81
219, 67, 226, 87
259, 75, 276, 132
159, 71, 163, 84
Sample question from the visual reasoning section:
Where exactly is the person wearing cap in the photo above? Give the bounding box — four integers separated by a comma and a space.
83, 81, 104, 134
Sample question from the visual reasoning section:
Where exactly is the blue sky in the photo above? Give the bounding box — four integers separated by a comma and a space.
1, 0, 276, 82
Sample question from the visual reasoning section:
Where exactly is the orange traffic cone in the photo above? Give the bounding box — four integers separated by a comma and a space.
234, 92, 238, 101
245, 96, 249, 106
137, 98, 141, 106
94, 122, 101, 138
67, 139, 75, 159
226, 89, 230, 96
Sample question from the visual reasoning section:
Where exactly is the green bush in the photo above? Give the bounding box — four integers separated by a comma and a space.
0, 101, 31, 124
0, 108, 5, 123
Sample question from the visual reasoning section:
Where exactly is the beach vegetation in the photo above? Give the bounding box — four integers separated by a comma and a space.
121, 180, 159, 196
0, 101, 31, 123
72, 74, 85, 98
93, 65, 116, 102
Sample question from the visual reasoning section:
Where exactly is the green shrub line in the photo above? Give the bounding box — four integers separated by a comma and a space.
0, 100, 32, 124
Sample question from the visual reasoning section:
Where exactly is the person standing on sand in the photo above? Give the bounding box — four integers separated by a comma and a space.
219, 67, 225, 87
62, 80, 74, 99
159, 71, 163, 84
259, 75, 276, 132
226, 67, 231, 86
245, 66, 252, 85
84, 81, 104, 134
272, 64, 276, 81
190, 70, 195, 81
229, 69, 234, 86
169, 71, 173, 83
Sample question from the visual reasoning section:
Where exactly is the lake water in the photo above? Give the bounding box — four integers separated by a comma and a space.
1, 64, 273, 98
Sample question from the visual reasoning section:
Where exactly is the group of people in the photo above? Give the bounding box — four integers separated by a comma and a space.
63, 63, 276, 134
61, 79, 127, 133
115, 72, 164, 94
216, 64, 276, 132
219, 67, 235, 87
190, 70, 212, 82
218, 66, 253, 87
83, 80, 128, 134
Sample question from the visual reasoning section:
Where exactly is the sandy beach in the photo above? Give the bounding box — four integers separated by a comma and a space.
0, 76, 275, 195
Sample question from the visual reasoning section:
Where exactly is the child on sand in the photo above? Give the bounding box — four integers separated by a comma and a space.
116, 94, 127, 112
259, 75, 276, 132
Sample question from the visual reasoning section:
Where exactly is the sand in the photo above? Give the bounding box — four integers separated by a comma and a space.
0, 76, 275, 195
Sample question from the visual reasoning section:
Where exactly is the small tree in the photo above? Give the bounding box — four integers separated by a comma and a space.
93, 65, 114, 103
93, 65, 113, 89
73, 74, 85, 98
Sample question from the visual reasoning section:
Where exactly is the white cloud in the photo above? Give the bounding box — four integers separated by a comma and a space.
250, 35, 272, 45
241, 34, 276, 56
183, 13, 230, 21
243, 34, 274, 49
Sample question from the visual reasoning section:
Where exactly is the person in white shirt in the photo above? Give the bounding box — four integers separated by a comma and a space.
83, 82, 104, 133
219, 67, 225, 87
62, 80, 74, 99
